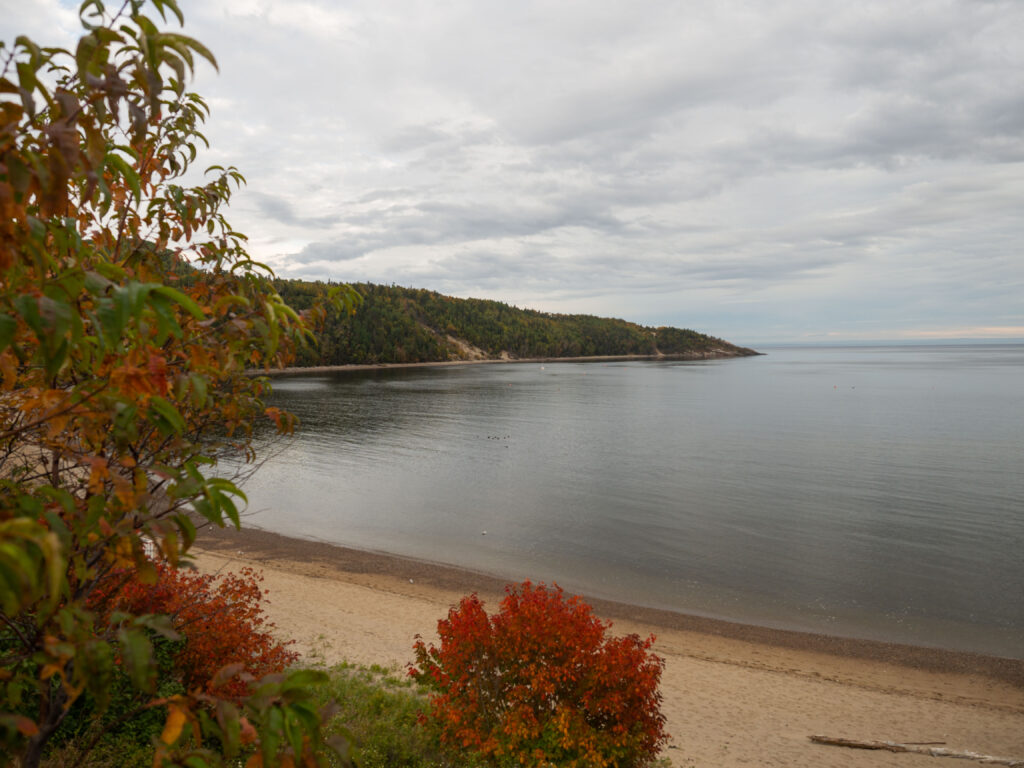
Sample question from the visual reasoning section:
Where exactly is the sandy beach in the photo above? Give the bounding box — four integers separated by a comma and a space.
195, 526, 1024, 767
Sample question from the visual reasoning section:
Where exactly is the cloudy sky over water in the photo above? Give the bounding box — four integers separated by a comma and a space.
5, 1, 1024, 344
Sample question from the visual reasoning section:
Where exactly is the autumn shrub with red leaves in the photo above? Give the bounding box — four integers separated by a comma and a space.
89, 563, 298, 701
411, 580, 667, 768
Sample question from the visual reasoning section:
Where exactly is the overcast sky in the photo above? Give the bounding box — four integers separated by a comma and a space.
6, 1, 1024, 344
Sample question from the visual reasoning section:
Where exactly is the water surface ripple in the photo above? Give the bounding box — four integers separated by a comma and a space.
234, 345, 1024, 658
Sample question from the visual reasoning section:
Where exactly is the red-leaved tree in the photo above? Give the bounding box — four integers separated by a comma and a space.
411, 581, 668, 768
89, 564, 298, 701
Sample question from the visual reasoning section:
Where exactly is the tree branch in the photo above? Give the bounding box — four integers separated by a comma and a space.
810, 735, 1024, 766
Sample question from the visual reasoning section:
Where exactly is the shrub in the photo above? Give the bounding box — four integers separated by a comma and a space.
411, 581, 668, 768
88, 563, 298, 700
37, 563, 300, 764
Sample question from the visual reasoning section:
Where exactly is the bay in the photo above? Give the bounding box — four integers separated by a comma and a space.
231, 344, 1024, 659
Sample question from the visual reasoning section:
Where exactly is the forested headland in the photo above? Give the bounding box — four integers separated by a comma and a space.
274, 280, 758, 366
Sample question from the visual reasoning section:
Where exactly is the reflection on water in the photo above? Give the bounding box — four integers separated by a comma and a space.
233, 346, 1024, 658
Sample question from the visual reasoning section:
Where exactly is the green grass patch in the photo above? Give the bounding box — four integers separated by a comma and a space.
313, 661, 479, 768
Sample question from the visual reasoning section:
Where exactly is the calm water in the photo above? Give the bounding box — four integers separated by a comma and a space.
233, 345, 1024, 658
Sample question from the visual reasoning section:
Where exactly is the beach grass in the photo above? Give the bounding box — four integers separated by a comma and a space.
312, 661, 474, 768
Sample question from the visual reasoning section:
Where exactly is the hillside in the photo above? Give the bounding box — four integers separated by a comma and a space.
274, 280, 758, 366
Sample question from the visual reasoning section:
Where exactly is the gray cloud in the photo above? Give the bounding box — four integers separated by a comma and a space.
249, 192, 339, 229
5, 0, 1022, 343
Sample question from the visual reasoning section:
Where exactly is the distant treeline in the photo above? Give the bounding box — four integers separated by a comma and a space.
274, 280, 757, 366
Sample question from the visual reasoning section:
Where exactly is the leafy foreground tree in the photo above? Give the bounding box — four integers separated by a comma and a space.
411, 581, 668, 768
0, 1, 357, 766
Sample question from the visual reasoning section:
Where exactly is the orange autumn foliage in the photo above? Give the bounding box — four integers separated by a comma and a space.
1, 3, 357, 763
411, 581, 667, 768
90, 563, 297, 700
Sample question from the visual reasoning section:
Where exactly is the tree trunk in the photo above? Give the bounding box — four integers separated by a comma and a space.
21, 684, 70, 768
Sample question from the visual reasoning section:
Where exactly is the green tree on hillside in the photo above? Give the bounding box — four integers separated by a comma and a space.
275, 279, 752, 366
0, 2, 356, 765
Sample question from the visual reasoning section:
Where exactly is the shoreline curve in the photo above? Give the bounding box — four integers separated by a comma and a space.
196, 524, 1023, 688
250, 349, 762, 377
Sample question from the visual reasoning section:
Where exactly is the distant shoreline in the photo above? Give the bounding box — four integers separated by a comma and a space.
254, 349, 761, 376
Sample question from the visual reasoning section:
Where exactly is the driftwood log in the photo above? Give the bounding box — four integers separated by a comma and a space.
809, 735, 1024, 766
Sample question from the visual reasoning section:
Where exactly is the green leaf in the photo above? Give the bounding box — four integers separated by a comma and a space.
81, 640, 115, 713
13, 295, 42, 337
148, 396, 185, 435
122, 281, 151, 318
78, 0, 106, 22
75, 31, 98, 78
0, 314, 16, 354
173, 513, 197, 550
284, 708, 303, 757
0, 546, 35, 614
152, 285, 204, 320
95, 295, 128, 347
93, 260, 126, 282
35, 296, 73, 376
39, 530, 65, 612
203, 477, 246, 528
111, 401, 139, 445
150, 291, 183, 343
105, 152, 141, 202
117, 626, 155, 693
40, 488, 77, 525
163, 51, 186, 91
214, 490, 240, 528
151, 0, 185, 26
191, 497, 215, 524
15, 61, 36, 97
38, 296, 72, 337
84, 270, 113, 294
188, 373, 207, 408
5, 153, 31, 196
288, 701, 320, 734
134, 613, 180, 641
216, 699, 241, 756
261, 706, 283, 765
0, 519, 66, 615
45, 337, 69, 378
281, 669, 328, 692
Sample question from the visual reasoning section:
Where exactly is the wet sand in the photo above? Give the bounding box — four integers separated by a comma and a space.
195, 525, 1024, 767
